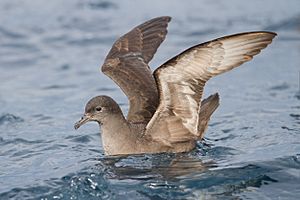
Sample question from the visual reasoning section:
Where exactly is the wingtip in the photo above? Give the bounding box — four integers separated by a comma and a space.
202, 93, 220, 106
165, 16, 172, 22
257, 31, 277, 38
249, 31, 278, 39
213, 92, 219, 98
219, 31, 278, 42
270, 31, 277, 37
153, 16, 172, 22
210, 93, 220, 101
213, 93, 220, 106
250, 31, 278, 44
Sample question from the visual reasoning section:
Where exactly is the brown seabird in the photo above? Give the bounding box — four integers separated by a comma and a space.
74, 16, 276, 155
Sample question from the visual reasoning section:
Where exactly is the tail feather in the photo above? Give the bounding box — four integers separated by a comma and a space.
197, 93, 220, 139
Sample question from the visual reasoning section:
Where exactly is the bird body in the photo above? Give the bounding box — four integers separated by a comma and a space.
74, 16, 276, 156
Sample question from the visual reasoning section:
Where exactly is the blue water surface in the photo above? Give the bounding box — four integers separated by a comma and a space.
0, 0, 299, 199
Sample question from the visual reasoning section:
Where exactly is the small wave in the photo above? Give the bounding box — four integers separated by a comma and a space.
206, 146, 240, 157
1, 42, 39, 52
281, 126, 297, 131
86, 1, 117, 10
32, 114, 53, 121
209, 120, 226, 127
0, 57, 40, 68
65, 135, 93, 143
209, 134, 237, 142
66, 36, 114, 47
295, 90, 300, 100
290, 113, 300, 120
222, 128, 234, 134
0, 185, 53, 200
269, 83, 290, 91
240, 126, 253, 130
11, 149, 35, 157
0, 113, 24, 125
42, 34, 69, 43
0, 26, 26, 39
1, 138, 45, 145
58, 64, 71, 71
41, 144, 68, 151
39, 170, 111, 200
95, 87, 116, 92
42, 84, 76, 90
87, 148, 103, 154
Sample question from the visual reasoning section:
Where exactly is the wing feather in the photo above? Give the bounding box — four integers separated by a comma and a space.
145, 31, 277, 145
101, 16, 171, 123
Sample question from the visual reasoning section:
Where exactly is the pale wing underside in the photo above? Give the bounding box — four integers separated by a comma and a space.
102, 16, 171, 123
145, 32, 277, 146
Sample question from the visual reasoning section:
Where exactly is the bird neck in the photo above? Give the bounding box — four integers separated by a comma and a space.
100, 113, 137, 155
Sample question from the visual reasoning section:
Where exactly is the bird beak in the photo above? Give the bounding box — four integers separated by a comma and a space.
74, 114, 91, 130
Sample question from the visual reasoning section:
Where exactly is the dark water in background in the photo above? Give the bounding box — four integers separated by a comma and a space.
0, 0, 299, 199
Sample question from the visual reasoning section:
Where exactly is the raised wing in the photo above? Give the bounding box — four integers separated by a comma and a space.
145, 32, 277, 146
102, 16, 171, 123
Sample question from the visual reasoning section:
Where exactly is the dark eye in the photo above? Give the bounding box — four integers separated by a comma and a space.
95, 106, 102, 112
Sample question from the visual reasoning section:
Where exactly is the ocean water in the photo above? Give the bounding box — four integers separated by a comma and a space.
0, 0, 299, 199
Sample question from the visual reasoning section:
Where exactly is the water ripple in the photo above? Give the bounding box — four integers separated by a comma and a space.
66, 36, 114, 46
0, 42, 39, 52
290, 113, 300, 120
269, 83, 290, 91
65, 135, 93, 143
32, 114, 53, 122
0, 113, 24, 125
295, 91, 300, 100
87, 1, 118, 10
1, 155, 298, 200
42, 84, 77, 90
0, 26, 26, 39
1, 138, 46, 145
57, 64, 71, 71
